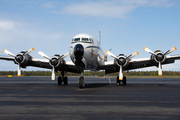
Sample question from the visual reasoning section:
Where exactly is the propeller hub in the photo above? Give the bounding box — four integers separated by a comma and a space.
155, 52, 165, 62
116, 56, 128, 67
50, 58, 59, 66
15, 54, 23, 63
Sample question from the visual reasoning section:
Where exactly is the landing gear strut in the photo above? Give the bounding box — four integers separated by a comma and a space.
116, 76, 126, 85
58, 71, 68, 85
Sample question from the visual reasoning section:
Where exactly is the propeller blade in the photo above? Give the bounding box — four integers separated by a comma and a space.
24, 47, 34, 55
51, 67, 55, 80
61, 52, 69, 59
38, 51, 51, 60
127, 52, 139, 59
158, 62, 162, 76
164, 47, 177, 55
119, 65, 123, 80
3, 49, 16, 57
17, 63, 21, 76
105, 50, 118, 59
143, 47, 155, 55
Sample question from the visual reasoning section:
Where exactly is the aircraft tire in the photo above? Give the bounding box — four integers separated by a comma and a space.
116, 76, 120, 86
79, 77, 84, 89
123, 76, 126, 85
64, 76, 68, 85
58, 77, 62, 85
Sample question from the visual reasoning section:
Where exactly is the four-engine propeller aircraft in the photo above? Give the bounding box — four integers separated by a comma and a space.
0, 32, 180, 88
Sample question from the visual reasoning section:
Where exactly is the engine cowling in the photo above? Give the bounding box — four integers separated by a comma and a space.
114, 54, 130, 68
14, 52, 32, 67
151, 50, 166, 65
49, 55, 65, 70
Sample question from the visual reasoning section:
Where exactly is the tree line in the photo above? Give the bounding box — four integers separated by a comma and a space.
0, 70, 180, 76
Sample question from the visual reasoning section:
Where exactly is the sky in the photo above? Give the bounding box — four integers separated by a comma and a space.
0, 0, 180, 71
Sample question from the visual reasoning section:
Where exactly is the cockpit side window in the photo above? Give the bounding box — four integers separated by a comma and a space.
89, 38, 94, 44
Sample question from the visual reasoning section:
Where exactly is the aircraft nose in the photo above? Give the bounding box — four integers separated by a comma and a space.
74, 44, 84, 58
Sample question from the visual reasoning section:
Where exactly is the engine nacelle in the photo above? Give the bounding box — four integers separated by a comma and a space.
114, 54, 130, 68
14, 53, 31, 67
151, 50, 166, 65
49, 55, 65, 69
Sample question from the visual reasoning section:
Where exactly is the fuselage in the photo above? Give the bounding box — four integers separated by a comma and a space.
69, 33, 105, 71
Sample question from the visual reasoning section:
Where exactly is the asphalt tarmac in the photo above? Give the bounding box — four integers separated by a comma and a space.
0, 76, 180, 120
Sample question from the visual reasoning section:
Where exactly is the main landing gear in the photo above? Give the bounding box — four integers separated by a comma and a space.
116, 76, 126, 86
58, 76, 68, 85
58, 72, 68, 85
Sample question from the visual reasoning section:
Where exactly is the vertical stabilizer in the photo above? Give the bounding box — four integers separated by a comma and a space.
98, 31, 101, 44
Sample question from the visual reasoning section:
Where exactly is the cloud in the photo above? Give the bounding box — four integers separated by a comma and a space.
55, 0, 175, 18
0, 21, 22, 31
0, 20, 65, 57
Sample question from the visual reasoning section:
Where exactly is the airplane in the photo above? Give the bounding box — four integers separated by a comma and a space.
0, 32, 180, 88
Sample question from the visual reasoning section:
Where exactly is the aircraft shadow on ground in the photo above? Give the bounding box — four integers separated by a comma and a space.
85, 83, 110, 88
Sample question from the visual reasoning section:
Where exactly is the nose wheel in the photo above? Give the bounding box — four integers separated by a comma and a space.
79, 76, 85, 89
116, 76, 126, 85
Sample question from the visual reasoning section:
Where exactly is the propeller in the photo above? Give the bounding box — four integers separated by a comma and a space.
106, 50, 139, 80
38, 51, 69, 80
3, 47, 34, 76
144, 47, 177, 76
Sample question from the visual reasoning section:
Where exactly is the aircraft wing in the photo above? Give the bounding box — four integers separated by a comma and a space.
102, 55, 180, 74
0, 56, 80, 75
0, 56, 14, 61
28, 58, 80, 73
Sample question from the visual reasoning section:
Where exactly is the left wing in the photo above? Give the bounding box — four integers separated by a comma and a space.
101, 47, 180, 78
102, 55, 180, 73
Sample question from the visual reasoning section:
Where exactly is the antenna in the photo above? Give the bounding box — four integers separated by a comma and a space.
98, 31, 101, 44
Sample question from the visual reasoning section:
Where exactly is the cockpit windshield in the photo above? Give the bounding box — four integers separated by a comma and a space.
74, 38, 80, 41
82, 38, 88, 41
72, 38, 93, 43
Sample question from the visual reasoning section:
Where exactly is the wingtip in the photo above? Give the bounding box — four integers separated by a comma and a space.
158, 74, 162, 76
174, 47, 177, 50
143, 47, 146, 50
32, 47, 34, 51
3, 49, 5, 52
105, 50, 108, 53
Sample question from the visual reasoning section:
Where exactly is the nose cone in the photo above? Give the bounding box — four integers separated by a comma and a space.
74, 44, 84, 58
